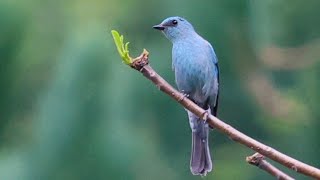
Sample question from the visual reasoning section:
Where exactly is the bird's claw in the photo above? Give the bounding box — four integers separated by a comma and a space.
202, 109, 211, 125
202, 111, 209, 123
178, 91, 189, 102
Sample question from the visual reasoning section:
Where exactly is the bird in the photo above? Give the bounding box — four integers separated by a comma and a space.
153, 16, 219, 176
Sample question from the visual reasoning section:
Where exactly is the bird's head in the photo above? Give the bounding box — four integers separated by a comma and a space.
153, 16, 195, 42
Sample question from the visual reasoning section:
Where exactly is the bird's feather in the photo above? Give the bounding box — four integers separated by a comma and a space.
154, 16, 219, 176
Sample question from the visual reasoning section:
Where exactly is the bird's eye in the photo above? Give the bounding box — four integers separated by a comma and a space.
172, 20, 178, 25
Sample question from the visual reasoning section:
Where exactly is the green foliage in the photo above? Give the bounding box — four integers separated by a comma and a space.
0, 0, 320, 180
111, 30, 132, 65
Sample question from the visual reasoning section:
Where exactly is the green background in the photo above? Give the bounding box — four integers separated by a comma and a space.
1, 0, 320, 179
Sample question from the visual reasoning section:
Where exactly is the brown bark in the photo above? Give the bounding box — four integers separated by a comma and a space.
247, 153, 295, 180
128, 50, 320, 179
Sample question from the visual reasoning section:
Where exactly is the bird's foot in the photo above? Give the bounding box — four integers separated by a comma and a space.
202, 110, 209, 123
178, 90, 189, 102
202, 109, 215, 129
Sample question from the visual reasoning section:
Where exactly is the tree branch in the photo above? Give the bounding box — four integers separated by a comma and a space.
126, 50, 320, 179
247, 153, 295, 180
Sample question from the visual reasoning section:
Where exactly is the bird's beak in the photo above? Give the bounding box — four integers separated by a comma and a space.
153, 24, 165, 31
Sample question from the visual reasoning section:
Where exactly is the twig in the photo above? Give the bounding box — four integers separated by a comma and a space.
125, 50, 320, 179
247, 153, 295, 180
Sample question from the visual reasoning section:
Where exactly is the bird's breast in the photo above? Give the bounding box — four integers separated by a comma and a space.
172, 39, 217, 104
173, 45, 210, 98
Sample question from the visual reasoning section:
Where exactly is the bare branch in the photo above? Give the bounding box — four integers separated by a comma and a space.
128, 50, 320, 179
247, 153, 295, 180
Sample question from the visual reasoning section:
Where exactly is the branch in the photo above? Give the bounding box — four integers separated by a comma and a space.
247, 153, 295, 180
110, 31, 320, 179
128, 50, 320, 179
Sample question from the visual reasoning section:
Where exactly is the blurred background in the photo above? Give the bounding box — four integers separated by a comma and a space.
1, 0, 320, 179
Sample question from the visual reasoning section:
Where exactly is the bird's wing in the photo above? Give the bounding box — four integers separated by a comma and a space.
207, 42, 219, 116
212, 63, 219, 116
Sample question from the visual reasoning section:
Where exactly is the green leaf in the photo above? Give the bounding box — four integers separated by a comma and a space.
111, 30, 132, 65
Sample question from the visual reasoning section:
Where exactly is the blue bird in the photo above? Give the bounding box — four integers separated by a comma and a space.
153, 17, 219, 176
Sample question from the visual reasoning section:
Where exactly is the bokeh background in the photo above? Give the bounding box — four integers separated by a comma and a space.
1, 0, 320, 179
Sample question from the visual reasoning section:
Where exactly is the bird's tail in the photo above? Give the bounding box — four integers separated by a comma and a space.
189, 112, 212, 176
